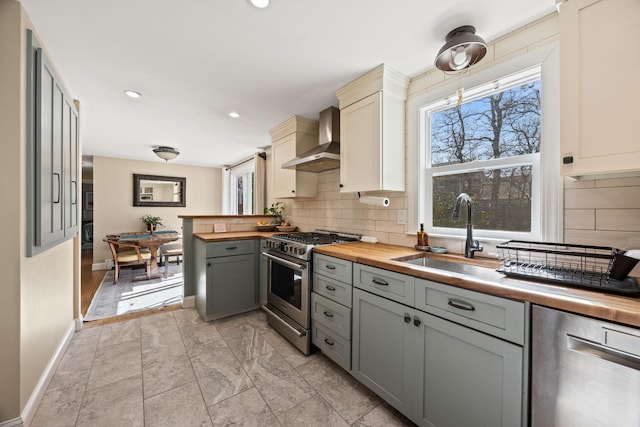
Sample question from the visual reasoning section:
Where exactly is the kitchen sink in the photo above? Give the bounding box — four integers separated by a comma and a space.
392, 254, 503, 281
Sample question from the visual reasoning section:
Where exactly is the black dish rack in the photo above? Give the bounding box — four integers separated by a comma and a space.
496, 240, 640, 296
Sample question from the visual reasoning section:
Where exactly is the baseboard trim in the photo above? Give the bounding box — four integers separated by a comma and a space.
0, 417, 23, 427
74, 316, 83, 331
182, 295, 195, 308
20, 320, 75, 426
92, 262, 107, 271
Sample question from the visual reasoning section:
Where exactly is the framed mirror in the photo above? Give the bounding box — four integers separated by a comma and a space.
133, 174, 186, 207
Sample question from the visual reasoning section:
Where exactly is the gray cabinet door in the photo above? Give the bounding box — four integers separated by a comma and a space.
259, 239, 268, 305
63, 96, 79, 236
415, 313, 523, 427
352, 288, 416, 416
205, 253, 258, 319
37, 50, 65, 247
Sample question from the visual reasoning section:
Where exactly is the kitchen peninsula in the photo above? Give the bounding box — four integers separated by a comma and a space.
179, 215, 281, 310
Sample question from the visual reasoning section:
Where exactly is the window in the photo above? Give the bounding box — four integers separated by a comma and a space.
409, 45, 562, 243
227, 159, 255, 215
425, 67, 541, 239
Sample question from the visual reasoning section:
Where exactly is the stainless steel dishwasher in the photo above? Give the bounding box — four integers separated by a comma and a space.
532, 305, 640, 427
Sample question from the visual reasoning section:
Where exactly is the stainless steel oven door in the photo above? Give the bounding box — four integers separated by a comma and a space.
262, 251, 310, 329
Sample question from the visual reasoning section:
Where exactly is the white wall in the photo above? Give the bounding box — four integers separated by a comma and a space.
92, 156, 222, 266
0, 0, 24, 419
1, 1, 78, 422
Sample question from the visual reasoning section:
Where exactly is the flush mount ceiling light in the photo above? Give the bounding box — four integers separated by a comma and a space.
248, 0, 269, 8
153, 146, 180, 161
228, 111, 240, 118
434, 25, 487, 73
124, 90, 142, 98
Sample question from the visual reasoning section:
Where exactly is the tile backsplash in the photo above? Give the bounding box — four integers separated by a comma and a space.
564, 176, 640, 250
284, 171, 640, 264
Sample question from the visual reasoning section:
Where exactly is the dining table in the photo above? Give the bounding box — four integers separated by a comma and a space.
110, 230, 180, 279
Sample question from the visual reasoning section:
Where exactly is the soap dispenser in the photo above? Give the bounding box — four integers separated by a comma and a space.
416, 223, 429, 249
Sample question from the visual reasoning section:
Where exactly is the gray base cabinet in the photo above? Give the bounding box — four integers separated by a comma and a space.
418, 312, 523, 427
195, 239, 259, 321
312, 253, 354, 370
352, 267, 526, 427
352, 288, 416, 415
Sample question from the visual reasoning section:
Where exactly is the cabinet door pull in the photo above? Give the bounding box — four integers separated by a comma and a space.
53, 173, 61, 203
372, 277, 389, 286
226, 246, 237, 251
325, 264, 336, 270
324, 338, 334, 346
71, 180, 77, 204
325, 285, 336, 291
323, 311, 334, 318
448, 298, 476, 311
206, 262, 211, 267
404, 314, 411, 324
413, 316, 421, 327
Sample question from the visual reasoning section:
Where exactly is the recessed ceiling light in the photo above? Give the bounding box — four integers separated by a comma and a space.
248, 0, 269, 8
124, 90, 142, 98
228, 111, 240, 118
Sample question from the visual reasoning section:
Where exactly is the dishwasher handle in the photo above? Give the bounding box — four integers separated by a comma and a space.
567, 334, 640, 371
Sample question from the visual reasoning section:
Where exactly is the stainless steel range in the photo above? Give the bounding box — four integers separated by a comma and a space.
261, 230, 361, 354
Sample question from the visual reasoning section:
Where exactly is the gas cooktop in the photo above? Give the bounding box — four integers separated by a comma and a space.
274, 230, 361, 245
264, 230, 361, 260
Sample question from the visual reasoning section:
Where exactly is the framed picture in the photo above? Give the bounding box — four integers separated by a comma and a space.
85, 192, 93, 210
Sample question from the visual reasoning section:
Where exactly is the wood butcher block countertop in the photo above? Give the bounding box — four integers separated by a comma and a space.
313, 242, 640, 329
194, 231, 280, 242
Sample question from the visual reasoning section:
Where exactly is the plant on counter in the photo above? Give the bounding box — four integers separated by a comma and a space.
263, 202, 287, 225
140, 215, 164, 233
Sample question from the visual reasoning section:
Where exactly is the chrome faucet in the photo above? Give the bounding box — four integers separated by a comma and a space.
452, 193, 483, 258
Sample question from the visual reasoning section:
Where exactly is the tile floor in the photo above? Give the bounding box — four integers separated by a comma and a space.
31, 308, 416, 426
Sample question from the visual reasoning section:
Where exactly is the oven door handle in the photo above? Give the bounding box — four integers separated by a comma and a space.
262, 305, 306, 337
262, 252, 306, 270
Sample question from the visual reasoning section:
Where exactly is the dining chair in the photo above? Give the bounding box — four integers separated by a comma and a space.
159, 242, 183, 276
103, 238, 152, 283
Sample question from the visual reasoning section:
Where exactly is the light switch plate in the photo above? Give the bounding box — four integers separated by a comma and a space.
397, 210, 407, 225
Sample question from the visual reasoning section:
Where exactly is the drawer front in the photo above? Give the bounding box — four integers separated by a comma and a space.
207, 239, 256, 257
354, 264, 415, 306
312, 323, 351, 371
415, 279, 525, 345
314, 253, 353, 284
311, 292, 351, 340
313, 274, 353, 307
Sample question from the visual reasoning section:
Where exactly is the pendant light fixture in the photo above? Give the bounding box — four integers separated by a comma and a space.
435, 25, 487, 73
248, 0, 269, 8
153, 146, 180, 162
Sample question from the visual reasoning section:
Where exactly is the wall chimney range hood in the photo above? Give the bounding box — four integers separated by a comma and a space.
282, 106, 340, 172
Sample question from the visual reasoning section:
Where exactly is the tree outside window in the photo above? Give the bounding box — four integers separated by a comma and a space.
425, 66, 541, 235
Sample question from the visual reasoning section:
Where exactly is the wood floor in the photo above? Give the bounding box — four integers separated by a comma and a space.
81, 246, 180, 328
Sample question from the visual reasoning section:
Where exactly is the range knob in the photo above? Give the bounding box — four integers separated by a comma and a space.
297, 247, 306, 256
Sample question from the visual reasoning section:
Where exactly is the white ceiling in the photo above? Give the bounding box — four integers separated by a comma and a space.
20, 0, 556, 168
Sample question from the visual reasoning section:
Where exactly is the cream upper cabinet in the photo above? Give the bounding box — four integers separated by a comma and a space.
269, 116, 319, 198
560, 0, 640, 178
336, 64, 408, 193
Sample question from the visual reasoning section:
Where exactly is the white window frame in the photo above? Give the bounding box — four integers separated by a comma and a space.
407, 43, 562, 245
223, 158, 255, 215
